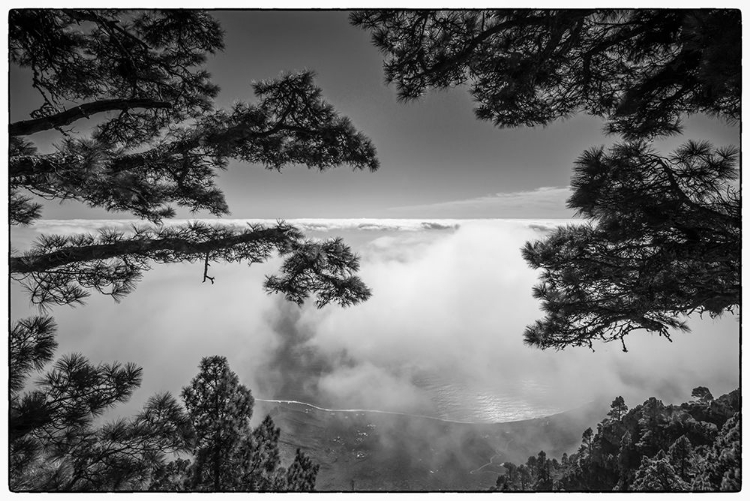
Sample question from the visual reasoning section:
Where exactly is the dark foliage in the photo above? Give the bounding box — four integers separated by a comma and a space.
9, 318, 190, 491
521, 140, 739, 350
354, 9, 740, 351
170, 356, 320, 491
352, 10, 740, 139
9, 338, 320, 491
10, 9, 376, 310
493, 387, 740, 492
11, 221, 371, 309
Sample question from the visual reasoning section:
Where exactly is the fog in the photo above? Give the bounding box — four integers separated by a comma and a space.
10, 219, 740, 424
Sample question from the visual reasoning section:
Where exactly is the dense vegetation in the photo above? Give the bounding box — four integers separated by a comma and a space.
494, 388, 740, 491
10, 328, 316, 492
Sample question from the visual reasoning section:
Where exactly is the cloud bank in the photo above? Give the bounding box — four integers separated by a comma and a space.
10, 219, 739, 425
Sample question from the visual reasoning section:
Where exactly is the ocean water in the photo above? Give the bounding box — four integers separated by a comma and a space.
257, 373, 579, 424
411, 372, 574, 423
253, 343, 584, 424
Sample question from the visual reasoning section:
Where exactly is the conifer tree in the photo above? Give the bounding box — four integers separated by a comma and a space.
9, 318, 190, 491
635, 397, 668, 457
534, 450, 553, 490
518, 464, 531, 490
608, 396, 628, 421
691, 386, 714, 403
497, 461, 519, 491
236, 415, 282, 490
494, 474, 510, 491
525, 454, 538, 479
691, 414, 741, 491
181, 356, 254, 491
148, 458, 192, 491
353, 9, 740, 350
352, 10, 739, 138
580, 428, 594, 459
10, 10, 377, 310
667, 435, 694, 482
615, 431, 637, 490
510, 390, 739, 492
521, 140, 738, 350
180, 356, 319, 491
281, 449, 321, 491
631, 450, 688, 491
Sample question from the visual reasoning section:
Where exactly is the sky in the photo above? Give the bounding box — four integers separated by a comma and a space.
3, 5, 744, 466
8, 9, 740, 220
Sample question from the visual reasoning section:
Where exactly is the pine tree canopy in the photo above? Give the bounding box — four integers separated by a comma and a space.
354, 9, 740, 351
9, 318, 192, 491
521, 140, 739, 350
9, 326, 320, 491
179, 356, 320, 491
351, 10, 740, 139
10, 9, 377, 309
492, 388, 739, 492
11, 221, 371, 309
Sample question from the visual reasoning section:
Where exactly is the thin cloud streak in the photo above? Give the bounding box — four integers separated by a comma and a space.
385, 186, 575, 218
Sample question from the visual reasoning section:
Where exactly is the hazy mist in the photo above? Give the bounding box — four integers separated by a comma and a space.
10, 219, 740, 423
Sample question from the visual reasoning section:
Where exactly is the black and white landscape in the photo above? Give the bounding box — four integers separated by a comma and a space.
8, 9, 740, 492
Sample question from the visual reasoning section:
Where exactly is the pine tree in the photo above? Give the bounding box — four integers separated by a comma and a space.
534, 450, 553, 490
353, 9, 740, 351
521, 140, 738, 350
526, 390, 738, 492
497, 461, 518, 491
608, 396, 628, 421
179, 356, 319, 491
494, 474, 510, 491
10, 10, 377, 310
525, 454, 538, 480
181, 356, 254, 491
9, 318, 190, 491
518, 464, 531, 490
635, 398, 668, 457
691, 386, 714, 403
615, 431, 637, 491
351, 10, 740, 138
631, 450, 688, 491
667, 435, 694, 482
691, 414, 741, 491
235, 415, 282, 490
580, 428, 594, 459
281, 449, 321, 491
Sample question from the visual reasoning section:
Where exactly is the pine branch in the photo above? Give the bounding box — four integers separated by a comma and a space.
10, 224, 294, 275
10, 98, 172, 136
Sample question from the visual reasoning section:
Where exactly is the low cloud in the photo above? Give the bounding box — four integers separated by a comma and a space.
385, 186, 576, 219
11, 218, 466, 253
265, 220, 739, 421
10, 219, 739, 425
